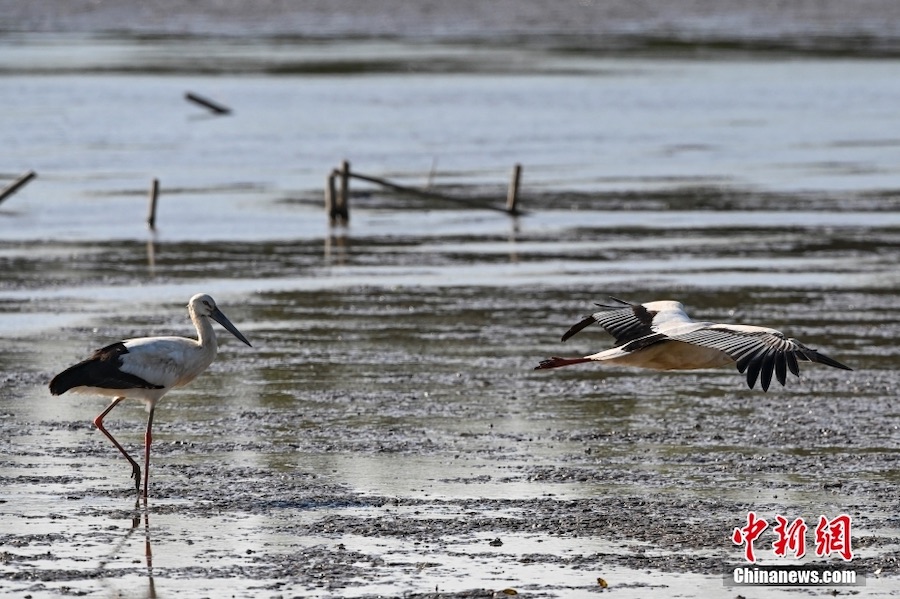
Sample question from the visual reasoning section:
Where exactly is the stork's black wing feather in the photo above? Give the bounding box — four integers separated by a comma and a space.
49, 342, 164, 395
561, 296, 657, 345
669, 326, 852, 392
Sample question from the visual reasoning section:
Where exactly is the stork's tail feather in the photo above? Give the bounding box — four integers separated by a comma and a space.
535, 356, 593, 370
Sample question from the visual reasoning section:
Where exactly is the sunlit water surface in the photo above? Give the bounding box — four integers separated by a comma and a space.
1, 29, 899, 599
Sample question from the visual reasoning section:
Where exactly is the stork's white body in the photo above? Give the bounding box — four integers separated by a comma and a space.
536, 297, 851, 391
68, 335, 219, 408
589, 338, 734, 370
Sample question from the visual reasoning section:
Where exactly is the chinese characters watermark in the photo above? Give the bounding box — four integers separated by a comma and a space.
732, 512, 854, 563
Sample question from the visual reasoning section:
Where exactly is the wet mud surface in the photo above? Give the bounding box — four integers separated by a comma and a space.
2, 281, 899, 597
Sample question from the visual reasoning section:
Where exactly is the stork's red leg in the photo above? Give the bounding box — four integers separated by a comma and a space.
93, 396, 141, 495
535, 356, 593, 370
142, 406, 155, 499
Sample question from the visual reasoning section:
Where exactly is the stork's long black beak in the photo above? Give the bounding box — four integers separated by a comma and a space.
210, 307, 252, 347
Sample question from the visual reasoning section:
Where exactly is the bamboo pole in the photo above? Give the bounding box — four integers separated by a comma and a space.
185, 92, 232, 115
506, 163, 522, 215
146, 178, 160, 230
0, 170, 37, 205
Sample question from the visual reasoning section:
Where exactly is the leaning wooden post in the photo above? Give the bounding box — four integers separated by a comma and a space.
146, 178, 160, 230
506, 163, 522, 215
337, 160, 351, 224
0, 170, 37, 206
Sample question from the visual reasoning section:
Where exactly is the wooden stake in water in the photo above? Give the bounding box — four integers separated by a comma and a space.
0, 170, 37, 206
506, 163, 522, 215
325, 170, 339, 225
185, 92, 232, 115
336, 160, 350, 225
146, 178, 160, 230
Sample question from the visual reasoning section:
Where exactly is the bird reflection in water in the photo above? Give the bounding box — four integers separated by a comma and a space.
97, 499, 156, 599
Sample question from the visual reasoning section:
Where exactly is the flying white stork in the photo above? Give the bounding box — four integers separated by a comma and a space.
49, 293, 252, 498
535, 297, 851, 391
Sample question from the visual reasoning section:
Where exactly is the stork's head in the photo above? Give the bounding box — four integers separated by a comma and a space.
188, 293, 217, 316
188, 293, 252, 347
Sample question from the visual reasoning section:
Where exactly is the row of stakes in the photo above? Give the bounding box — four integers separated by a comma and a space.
2, 160, 525, 231
1, 92, 525, 230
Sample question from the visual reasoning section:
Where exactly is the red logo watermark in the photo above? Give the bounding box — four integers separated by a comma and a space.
732, 513, 854, 563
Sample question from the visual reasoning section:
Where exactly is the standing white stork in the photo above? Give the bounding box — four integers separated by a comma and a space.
49, 293, 252, 498
535, 297, 851, 391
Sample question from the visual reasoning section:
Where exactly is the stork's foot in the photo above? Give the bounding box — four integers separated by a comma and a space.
535, 356, 593, 369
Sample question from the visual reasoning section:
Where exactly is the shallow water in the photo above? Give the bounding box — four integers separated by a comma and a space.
2, 7, 900, 599
3, 38, 900, 245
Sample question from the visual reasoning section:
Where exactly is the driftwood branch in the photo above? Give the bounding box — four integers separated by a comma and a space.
185, 92, 232, 115
346, 171, 517, 214
0, 170, 37, 205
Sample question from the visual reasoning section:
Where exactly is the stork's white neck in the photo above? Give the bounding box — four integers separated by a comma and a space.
191, 310, 218, 352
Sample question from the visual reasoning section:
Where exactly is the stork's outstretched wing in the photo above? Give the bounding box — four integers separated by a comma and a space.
670, 325, 852, 390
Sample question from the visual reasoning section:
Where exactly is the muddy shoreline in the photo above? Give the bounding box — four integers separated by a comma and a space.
2, 281, 898, 597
